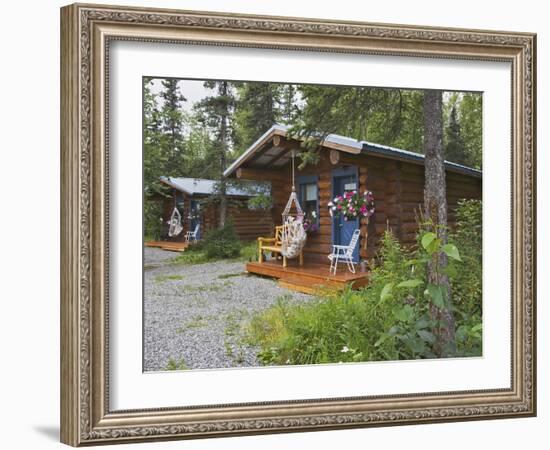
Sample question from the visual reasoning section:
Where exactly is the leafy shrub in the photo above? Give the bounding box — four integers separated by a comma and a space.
449, 199, 483, 356
239, 240, 259, 262
144, 199, 163, 241
203, 220, 241, 259
172, 235, 256, 265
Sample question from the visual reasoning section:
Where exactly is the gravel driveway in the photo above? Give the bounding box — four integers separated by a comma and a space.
144, 247, 312, 371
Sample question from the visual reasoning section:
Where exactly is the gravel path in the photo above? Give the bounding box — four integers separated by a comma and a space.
143, 248, 313, 371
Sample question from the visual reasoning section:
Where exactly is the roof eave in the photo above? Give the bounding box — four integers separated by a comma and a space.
361, 144, 482, 179
224, 125, 287, 177
159, 177, 194, 195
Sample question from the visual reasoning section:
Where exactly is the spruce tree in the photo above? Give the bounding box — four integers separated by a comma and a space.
235, 82, 279, 150
195, 81, 237, 226
444, 105, 467, 165
159, 79, 187, 175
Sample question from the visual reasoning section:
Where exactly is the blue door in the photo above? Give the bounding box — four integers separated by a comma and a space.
332, 168, 360, 263
190, 200, 201, 240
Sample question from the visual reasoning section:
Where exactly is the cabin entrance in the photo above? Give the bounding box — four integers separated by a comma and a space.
332, 167, 360, 263
189, 199, 201, 240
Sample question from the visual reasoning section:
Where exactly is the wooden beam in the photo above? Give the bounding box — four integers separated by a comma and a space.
329, 149, 361, 166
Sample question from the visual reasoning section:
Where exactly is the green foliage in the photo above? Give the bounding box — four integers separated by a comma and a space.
172, 236, 256, 266
239, 240, 259, 262
172, 248, 210, 266
290, 86, 481, 169
202, 220, 241, 259
448, 199, 483, 356
443, 92, 483, 169
445, 105, 467, 165
194, 81, 238, 224
248, 214, 483, 365
247, 193, 273, 210
165, 358, 189, 371
144, 200, 163, 241
154, 274, 184, 283
234, 82, 279, 150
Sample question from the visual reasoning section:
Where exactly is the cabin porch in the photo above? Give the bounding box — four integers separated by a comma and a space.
144, 241, 191, 252
246, 258, 369, 295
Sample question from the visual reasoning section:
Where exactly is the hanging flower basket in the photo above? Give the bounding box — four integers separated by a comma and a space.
302, 212, 319, 234
328, 190, 375, 221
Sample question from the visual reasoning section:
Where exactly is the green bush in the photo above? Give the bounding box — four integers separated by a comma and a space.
239, 240, 258, 262
172, 235, 256, 265
449, 199, 483, 356
144, 199, 163, 241
203, 220, 241, 259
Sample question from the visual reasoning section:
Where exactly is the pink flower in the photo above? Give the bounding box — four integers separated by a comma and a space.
337, 204, 342, 210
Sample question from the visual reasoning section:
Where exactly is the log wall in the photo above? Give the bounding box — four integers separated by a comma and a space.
255, 151, 482, 262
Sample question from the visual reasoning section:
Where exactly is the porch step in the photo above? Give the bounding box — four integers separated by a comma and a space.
145, 241, 189, 252
246, 261, 369, 295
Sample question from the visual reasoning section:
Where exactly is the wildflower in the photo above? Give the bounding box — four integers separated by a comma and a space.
341, 346, 350, 353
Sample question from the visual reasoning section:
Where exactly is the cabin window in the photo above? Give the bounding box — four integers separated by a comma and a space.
298, 175, 319, 232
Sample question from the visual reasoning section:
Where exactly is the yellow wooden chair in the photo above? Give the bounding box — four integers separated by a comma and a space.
257, 225, 303, 268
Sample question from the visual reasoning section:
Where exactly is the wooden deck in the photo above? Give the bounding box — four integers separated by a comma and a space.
145, 241, 190, 252
246, 259, 369, 294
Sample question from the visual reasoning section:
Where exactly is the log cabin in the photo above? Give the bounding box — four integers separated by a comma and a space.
146, 177, 273, 251
223, 124, 482, 290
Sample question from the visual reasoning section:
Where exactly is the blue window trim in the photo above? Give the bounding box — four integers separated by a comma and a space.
297, 175, 320, 228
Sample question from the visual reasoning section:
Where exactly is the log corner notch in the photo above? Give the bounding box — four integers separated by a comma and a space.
330, 149, 340, 165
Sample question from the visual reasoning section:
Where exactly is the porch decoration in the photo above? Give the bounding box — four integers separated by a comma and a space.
302, 213, 319, 234
328, 190, 375, 220
328, 228, 361, 275
281, 150, 307, 259
167, 207, 184, 237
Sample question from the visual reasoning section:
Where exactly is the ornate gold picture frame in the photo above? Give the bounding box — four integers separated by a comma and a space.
60, 3, 536, 446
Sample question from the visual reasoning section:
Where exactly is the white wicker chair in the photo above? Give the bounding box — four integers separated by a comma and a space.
184, 223, 200, 243
328, 229, 361, 275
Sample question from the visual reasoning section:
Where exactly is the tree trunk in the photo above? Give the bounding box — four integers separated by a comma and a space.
423, 90, 456, 357
218, 81, 229, 227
